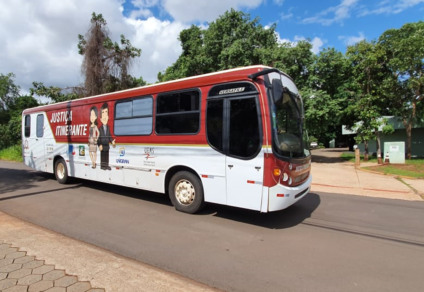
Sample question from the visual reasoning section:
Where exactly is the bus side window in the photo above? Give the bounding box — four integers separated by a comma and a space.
36, 114, 44, 137
156, 90, 200, 134
206, 99, 224, 152
229, 97, 260, 158
24, 115, 31, 137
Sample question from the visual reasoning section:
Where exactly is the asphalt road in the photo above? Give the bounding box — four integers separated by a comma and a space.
1, 161, 424, 292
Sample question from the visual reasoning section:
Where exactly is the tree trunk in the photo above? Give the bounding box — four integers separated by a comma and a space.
364, 140, 369, 161
376, 130, 382, 164
405, 122, 412, 160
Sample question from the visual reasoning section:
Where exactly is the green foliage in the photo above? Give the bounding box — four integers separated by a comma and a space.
30, 82, 80, 103
378, 21, 424, 158
273, 41, 314, 90
0, 74, 39, 150
0, 144, 22, 162
302, 88, 340, 144
158, 9, 278, 81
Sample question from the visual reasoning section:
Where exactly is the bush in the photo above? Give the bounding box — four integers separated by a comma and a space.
0, 144, 23, 162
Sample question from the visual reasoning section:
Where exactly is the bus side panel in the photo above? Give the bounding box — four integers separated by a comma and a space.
141, 145, 227, 205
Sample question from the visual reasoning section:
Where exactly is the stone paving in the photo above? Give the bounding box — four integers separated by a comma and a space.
0, 240, 104, 292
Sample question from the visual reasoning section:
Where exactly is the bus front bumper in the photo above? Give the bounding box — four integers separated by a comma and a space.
267, 175, 312, 212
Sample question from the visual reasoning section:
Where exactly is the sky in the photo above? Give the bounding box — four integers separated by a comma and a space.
1, 0, 423, 95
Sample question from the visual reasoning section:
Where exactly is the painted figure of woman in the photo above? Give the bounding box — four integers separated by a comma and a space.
88, 106, 100, 168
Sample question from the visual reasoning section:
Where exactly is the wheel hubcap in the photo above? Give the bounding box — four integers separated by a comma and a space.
175, 179, 195, 205
57, 163, 65, 179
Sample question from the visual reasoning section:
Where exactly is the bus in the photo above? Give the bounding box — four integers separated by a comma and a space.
22, 66, 311, 214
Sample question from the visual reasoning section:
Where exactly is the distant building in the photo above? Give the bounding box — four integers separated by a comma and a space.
342, 116, 424, 157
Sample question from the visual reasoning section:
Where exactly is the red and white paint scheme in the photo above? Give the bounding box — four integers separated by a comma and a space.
22, 66, 312, 213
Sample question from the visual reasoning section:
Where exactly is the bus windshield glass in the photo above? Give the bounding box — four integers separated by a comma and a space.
267, 72, 310, 159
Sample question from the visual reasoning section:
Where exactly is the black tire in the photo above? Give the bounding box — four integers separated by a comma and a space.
54, 158, 68, 184
168, 171, 205, 214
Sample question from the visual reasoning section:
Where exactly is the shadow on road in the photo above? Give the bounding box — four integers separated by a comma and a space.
0, 166, 51, 194
1, 163, 320, 230
209, 193, 321, 229
79, 176, 321, 230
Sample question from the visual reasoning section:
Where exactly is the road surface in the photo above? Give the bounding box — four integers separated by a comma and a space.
1, 161, 424, 291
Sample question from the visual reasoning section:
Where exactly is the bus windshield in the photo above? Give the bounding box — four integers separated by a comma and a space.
268, 73, 310, 159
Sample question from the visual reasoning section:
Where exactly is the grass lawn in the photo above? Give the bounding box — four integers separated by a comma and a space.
363, 160, 424, 179
0, 145, 23, 162
340, 152, 424, 178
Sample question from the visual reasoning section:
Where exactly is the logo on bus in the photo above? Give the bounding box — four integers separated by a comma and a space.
119, 147, 125, 157
144, 147, 155, 160
79, 146, 85, 156
218, 87, 245, 95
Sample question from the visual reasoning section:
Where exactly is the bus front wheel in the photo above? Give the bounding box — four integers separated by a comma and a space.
54, 159, 68, 184
169, 171, 205, 214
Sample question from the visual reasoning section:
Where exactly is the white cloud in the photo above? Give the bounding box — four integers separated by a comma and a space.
275, 32, 325, 54
339, 32, 365, 46
0, 0, 186, 93
162, 0, 263, 23
310, 37, 325, 54
358, 0, 424, 16
302, 0, 359, 26
126, 17, 185, 81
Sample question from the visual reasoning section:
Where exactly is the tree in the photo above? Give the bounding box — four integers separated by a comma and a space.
273, 40, 314, 90
0, 73, 39, 149
78, 12, 141, 96
378, 21, 424, 159
302, 88, 341, 144
345, 40, 392, 161
158, 9, 278, 81
30, 82, 80, 103
0, 73, 20, 124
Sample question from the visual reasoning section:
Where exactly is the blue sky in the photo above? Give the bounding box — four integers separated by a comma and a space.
0, 0, 423, 93
122, 0, 424, 53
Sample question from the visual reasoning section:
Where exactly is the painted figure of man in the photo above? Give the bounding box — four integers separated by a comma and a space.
98, 102, 116, 170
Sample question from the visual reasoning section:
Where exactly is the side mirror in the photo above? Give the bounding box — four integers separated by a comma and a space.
271, 79, 283, 104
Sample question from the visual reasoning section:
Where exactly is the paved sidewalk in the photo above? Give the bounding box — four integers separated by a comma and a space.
0, 211, 217, 292
311, 148, 424, 201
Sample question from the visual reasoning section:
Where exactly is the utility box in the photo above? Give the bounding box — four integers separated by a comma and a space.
384, 142, 405, 164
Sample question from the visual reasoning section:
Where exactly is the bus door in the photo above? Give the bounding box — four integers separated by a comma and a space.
225, 97, 263, 210
207, 93, 264, 210
25, 113, 46, 171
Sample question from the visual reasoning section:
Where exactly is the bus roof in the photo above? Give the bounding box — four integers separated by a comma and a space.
23, 65, 275, 114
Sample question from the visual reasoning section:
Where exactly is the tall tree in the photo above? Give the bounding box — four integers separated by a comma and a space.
158, 9, 278, 81
345, 40, 391, 161
0, 73, 38, 149
78, 12, 141, 96
302, 48, 350, 146
273, 40, 314, 90
378, 21, 424, 159
0, 73, 20, 124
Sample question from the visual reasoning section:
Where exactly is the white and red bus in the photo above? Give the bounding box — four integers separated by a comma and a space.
22, 66, 311, 213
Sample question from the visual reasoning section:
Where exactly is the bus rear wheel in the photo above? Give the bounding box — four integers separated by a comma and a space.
169, 171, 205, 214
54, 158, 68, 184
